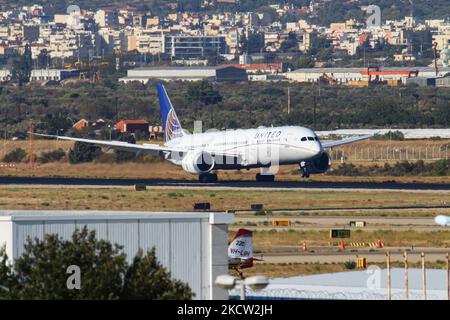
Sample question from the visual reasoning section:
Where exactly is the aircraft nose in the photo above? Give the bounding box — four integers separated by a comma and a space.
310, 141, 322, 156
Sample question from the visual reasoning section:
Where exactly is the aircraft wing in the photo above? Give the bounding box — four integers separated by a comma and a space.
33, 133, 185, 156
321, 134, 375, 148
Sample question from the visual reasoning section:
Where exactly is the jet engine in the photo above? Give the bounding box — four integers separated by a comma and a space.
301, 152, 331, 176
181, 151, 215, 174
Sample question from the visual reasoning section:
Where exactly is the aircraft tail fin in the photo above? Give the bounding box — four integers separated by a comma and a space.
228, 229, 254, 268
156, 83, 185, 142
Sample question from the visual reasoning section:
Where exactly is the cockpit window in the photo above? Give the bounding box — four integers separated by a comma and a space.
307, 137, 315, 141
301, 137, 307, 141
314, 137, 319, 141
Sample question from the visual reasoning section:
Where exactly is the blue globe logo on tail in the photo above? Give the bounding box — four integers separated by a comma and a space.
156, 83, 185, 141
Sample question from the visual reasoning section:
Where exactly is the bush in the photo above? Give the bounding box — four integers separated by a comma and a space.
373, 131, 405, 141
68, 142, 102, 164
3, 148, 27, 163
344, 260, 357, 270
431, 159, 449, 176
38, 149, 66, 163
115, 133, 137, 162
254, 211, 267, 216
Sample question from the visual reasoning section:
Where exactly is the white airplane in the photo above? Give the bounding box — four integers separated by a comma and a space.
35, 83, 374, 183
435, 215, 450, 227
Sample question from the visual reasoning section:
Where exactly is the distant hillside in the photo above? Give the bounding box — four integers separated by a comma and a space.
313, 0, 450, 25
0, 0, 448, 22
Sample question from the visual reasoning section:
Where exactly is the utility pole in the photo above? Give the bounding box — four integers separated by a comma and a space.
287, 86, 291, 115
28, 120, 35, 170
313, 96, 317, 129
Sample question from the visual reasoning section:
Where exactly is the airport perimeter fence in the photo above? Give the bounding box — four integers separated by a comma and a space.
331, 145, 450, 162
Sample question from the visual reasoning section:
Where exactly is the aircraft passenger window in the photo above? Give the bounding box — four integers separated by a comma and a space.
308, 137, 315, 141
301, 137, 307, 141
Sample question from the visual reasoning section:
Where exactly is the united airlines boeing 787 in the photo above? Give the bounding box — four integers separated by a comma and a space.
36, 84, 374, 183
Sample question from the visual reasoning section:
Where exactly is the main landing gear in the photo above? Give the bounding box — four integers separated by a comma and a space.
255, 173, 275, 182
199, 173, 218, 183
299, 161, 310, 178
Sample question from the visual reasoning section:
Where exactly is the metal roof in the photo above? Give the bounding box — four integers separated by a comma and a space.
289, 67, 450, 73
129, 66, 235, 71
0, 210, 234, 225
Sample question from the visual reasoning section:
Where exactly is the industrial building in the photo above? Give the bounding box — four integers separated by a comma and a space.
285, 67, 450, 84
119, 66, 247, 83
30, 69, 80, 82
436, 77, 450, 87
163, 35, 227, 59
0, 210, 234, 300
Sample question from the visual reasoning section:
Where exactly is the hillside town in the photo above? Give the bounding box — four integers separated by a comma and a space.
0, 1, 448, 86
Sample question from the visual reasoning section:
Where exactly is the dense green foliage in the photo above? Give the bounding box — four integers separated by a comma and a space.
38, 148, 66, 163
1, 80, 449, 138
2, 0, 449, 22
3, 148, 27, 163
68, 142, 102, 164
0, 228, 193, 300
114, 133, 137, 162
372, 131, 405, 141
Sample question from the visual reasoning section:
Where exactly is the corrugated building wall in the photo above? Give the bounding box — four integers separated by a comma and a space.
0, 210, 234, 300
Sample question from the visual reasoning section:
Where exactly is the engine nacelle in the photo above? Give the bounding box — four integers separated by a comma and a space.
305, 152, 331, 174
181, 151, 215, 174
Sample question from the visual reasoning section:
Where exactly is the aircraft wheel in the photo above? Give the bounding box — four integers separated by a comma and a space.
199, 173, 218, 183
256, 173, 275, 182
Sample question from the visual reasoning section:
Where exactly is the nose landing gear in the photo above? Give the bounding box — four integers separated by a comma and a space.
299, 161, 310, 178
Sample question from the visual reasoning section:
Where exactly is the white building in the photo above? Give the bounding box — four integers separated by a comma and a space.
0, 210, 234, 300
30, 69, 80, 81
119, 66, 247, 83
285, 67, 450, 84
0, 69, 11, 82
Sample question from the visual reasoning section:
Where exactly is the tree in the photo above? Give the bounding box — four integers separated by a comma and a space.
37, 49, 50, 69
10, 44, 32, 87
3, 148, 27, 163
114, 133, 137, 162
0, 228, 193, 300
280, 32, 299, 53
291, 55, 315, 69
122, 248, 193, 299
186, 81, 222, 127
0, 246, 12, 300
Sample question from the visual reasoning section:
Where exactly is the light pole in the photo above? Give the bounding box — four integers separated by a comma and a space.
215, 274, 269, 300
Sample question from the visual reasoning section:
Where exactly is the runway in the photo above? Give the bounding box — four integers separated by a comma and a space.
2, 176, 450, 191
232, 216, 446, 232
262, 249, 450, 264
